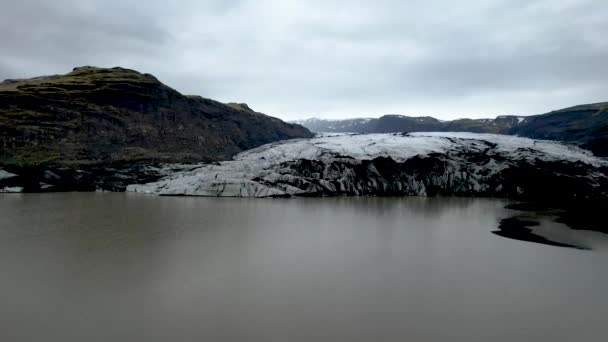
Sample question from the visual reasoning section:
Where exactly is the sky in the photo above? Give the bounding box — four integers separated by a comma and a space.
1, 0, 607, 121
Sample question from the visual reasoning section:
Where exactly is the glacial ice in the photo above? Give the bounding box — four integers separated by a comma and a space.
127, 132, 608, 198
0, 169, 17, 181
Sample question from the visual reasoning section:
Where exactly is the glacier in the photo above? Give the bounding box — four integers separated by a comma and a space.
127, 132, 608, 200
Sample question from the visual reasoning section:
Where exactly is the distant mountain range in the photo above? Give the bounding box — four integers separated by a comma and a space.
292, 115, 524, 134
292, 102, 608, 157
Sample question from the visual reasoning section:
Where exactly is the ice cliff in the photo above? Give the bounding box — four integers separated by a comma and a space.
127, 133, 608, 200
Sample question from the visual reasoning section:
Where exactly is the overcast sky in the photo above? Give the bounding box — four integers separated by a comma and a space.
1, 0, 607, 120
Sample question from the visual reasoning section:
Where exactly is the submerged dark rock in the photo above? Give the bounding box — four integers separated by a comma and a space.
493, 217, 590, 250
504, 200, 608, 235
554, 202, 608, 235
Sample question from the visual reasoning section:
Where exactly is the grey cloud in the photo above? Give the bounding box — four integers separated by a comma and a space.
0, 0, 172, 77
0, 0, 606, 120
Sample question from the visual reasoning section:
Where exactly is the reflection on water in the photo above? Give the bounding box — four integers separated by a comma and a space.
1, 193, 607, 341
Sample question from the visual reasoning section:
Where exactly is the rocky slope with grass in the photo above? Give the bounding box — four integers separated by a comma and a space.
511, 102, 608, 157
0, 66, 312, 191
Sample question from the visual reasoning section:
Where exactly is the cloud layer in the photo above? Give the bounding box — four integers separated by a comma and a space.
1, 0, 607, 120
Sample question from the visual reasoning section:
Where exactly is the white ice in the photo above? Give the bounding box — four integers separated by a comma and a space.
128, 133, 607, 197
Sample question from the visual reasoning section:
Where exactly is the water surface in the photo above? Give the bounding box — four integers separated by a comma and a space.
1, 193, 607, 341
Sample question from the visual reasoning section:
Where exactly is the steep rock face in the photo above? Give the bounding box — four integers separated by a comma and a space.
128, 133, 608, 200
0, 66, 312, 166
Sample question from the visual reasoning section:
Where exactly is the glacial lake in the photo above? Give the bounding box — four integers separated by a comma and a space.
1, 193, 607, 341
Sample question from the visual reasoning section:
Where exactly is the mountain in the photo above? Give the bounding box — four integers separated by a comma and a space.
511, 102, 608, 157
293, 103, 608, 156
291, 115, 524, 134
292, 118, 376, 133
129, 132, 608, 202
0, 66, 311, 191
0, 66, 311, 164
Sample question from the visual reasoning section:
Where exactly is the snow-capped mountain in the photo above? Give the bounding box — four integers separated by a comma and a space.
290, 118, 376, 133
291, 101, 608, 157
128, 132, 608, 200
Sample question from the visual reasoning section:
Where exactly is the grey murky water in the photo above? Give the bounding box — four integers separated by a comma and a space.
1, 193, 607, 341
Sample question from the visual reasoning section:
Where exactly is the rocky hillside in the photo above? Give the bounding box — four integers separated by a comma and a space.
0, 67, 312, 192
293, 102, 608, 156
0, 66, 311, 191
0, 66, 311, 166
511, 102, 608, 157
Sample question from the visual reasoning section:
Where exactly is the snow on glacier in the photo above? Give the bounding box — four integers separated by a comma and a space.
235, 132, 602, 165
127, 132, 607, 197
0, 169, 17, 180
